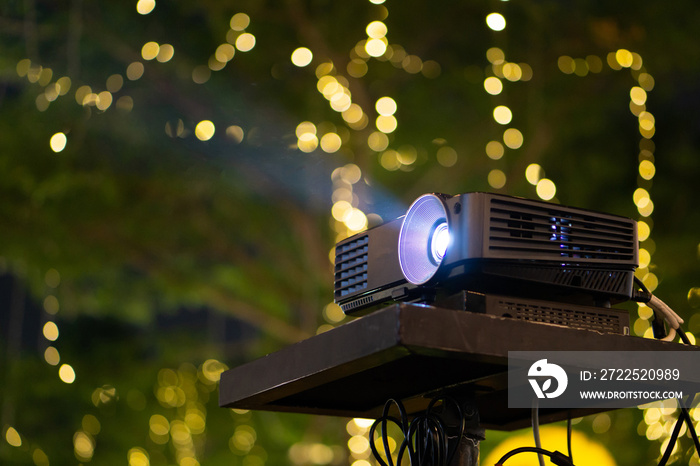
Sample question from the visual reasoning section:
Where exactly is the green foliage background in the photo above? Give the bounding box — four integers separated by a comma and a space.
1, 0, 699, 464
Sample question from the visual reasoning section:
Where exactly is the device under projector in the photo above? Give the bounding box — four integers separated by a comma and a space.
334, 192, 638, 333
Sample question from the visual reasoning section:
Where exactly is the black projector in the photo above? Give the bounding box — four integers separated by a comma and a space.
334, 192, 638, 319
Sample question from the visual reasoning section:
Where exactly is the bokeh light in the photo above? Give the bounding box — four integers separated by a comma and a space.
195, 120, 215, 141
486, 13, 506, 31
50, 132, 67, 152
291, 47, 313, 67
136, 0, 155, 15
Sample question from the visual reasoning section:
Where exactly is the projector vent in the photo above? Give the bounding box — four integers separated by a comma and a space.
483, 262, 632, 296
491, 297, 629, 334
487, 198, 636, 263
334, 235, 369, 299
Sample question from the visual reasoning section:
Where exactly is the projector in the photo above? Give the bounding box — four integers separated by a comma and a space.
334, 192, 638, 316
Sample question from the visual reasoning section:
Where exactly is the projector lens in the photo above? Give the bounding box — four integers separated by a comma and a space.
398, 194, 450, 285
430, 222, 450, 263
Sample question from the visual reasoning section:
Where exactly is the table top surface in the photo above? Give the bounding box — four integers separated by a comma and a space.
219, 304, 687, 430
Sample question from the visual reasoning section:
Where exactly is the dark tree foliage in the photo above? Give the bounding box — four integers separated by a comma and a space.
1, 0, 699, 464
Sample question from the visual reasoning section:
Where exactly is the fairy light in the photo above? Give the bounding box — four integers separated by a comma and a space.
557, 47, 674, 458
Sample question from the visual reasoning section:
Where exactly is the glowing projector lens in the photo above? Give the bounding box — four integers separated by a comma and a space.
430, 222, 450, 263
398, 194, 449, 285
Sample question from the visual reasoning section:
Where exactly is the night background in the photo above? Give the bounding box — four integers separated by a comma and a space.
1, 0, 700, 464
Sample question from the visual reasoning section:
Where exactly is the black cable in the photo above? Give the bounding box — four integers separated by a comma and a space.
677, 327, 692, 345
369, 396, 466, 466
495, 446, 574, 466
567, 415, 573, 463
531, 400, 545, 466
657, 415, 684, 466
680, 404, 700, 457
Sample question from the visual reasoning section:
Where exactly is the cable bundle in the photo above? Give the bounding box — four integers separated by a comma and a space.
369, 397, 469, 466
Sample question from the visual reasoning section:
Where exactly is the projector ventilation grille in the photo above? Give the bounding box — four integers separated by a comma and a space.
492, 297, 629, 334
334, 235, 369, 299
488, 198, 636, 263
484, 263, 631, 296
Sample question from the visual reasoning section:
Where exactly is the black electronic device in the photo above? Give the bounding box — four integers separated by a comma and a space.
334, 192, 638, 315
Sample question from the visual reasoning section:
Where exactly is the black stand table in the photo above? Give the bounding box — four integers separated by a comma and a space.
219, 304, 686, 463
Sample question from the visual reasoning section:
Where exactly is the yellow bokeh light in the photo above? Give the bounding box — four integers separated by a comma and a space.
291, 47, 313, 67
74, 431, 94, 460
380, 150, 401, 171
367, 131, 389, 152
486, 47, 505, 65
615, 49, 634, 68
117, 96, 134, 111
96, 91, 113, 111
536, 178, 556, 200
638, 111, 655, 131
320, 133, 342, 153
366, 21, 387, 39
638, 220, 651, 242
230, 13, 250, 31
128, 447, 150, 466
638, 72, 655, 91
503, 128, 523, 149
375, 96, 397, 116
59, 364, 76, 384
141, 41, 160, 61
557, 56, 575, 74
639, 248, 651, 268
44, 295, 59, 314
208, 56, 225, 71
573, 58, 589, 77
437, 146, 458, 167
486, 13, 506, 31
215, 44, 235, 63
226, 125, 244, 143
347, 58, 368, 78
16, 58, 31, 77
43, 321, 59, 341
486, 141, 504, 160
493, 105, 512, 125
5, 427, 21, 447
488, 169, 507, 189
638, 199, 654, 217
296, 121, 317, 138
297, 133, 318, 153
397, 146, 417, 165
195, 120, 215, 141
136, 0, 155, 15
483, 76, 503, 95
50, 132, 67, 152
330, 92, 352, 112
345, 209, 368, 232
503, 62, 522, 81
633, 187, 650, 206
235, 33, 256, 52
639, 160, 655, 180
365, 38, 387, 57
332, 200, 353, 222
630, 86, 647, 105
348, 435, 370, 454
106, 74, 123, 93
342, 104, 364, 124
376, 115, 397, 133
44, 346, 60, 366
126, 62, 145, 80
